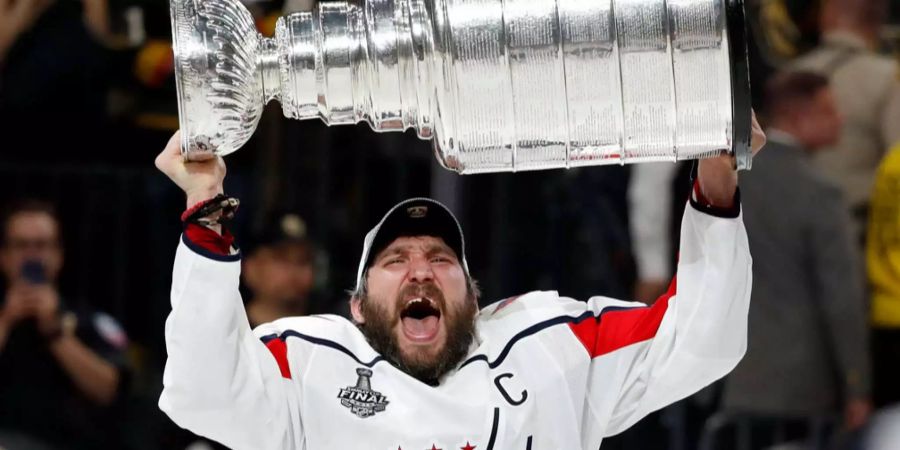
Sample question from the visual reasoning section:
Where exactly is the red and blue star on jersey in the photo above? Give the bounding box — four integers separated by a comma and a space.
396, 443, 476, 450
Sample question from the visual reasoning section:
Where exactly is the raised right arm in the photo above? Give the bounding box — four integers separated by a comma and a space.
156, 133, 303, 450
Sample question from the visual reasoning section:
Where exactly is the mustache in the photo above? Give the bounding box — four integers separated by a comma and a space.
396, 282, 445, 309
357, 286, 477, 384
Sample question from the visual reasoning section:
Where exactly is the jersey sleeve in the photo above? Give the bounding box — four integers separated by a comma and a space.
573, 198, 751, 442
158, 233, 304, 450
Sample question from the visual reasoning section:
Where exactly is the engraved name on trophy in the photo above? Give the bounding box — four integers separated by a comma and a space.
170, 0, 752, 173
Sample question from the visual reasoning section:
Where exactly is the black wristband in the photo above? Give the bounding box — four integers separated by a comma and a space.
181, 194, 240, 227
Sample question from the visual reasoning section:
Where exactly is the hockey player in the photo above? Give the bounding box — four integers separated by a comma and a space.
156, 119, 765, 449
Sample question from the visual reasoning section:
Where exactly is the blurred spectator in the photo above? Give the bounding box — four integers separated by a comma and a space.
719, 71, 871, 447
0, 200, 129, 449
867, 142, 900, 408
628, 162, 681, 303
243, 213, 323, 327
0, 0, 110, 63
752, 0, 822, 62
791, 0, 900, 243
0, 0, 114, 164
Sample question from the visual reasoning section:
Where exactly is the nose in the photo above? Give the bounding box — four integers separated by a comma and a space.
407, 254, 434, 283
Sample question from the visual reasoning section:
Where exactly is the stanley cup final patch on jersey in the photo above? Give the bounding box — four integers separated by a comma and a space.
338, 368, 390, 418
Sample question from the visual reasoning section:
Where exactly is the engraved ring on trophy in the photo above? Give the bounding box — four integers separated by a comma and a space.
169, 0, 752, 173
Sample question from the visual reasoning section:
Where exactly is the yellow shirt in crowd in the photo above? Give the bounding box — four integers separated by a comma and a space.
869, 143, 900, 328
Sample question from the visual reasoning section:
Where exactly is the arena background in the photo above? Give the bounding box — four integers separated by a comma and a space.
0, 0, 898, 448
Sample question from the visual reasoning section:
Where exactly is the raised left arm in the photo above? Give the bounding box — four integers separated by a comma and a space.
577, 114, 764, 445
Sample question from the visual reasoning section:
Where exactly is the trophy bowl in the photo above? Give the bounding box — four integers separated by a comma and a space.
170, 0, 273, 159
170, 0, 752, 171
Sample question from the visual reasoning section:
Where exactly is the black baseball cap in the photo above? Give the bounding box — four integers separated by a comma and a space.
354, 198, 468, 292
245, 213, 312, 255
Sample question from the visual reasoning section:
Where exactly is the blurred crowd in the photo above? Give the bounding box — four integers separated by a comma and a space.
0, 0, 899, 448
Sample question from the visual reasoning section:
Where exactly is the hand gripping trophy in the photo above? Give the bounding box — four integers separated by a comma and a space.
169, 0, 752, 173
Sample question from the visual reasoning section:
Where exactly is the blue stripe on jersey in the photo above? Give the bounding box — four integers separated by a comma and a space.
461, 305, 644, 369
181, 233, 242, 262
259, 304, 645, 371
259, 330, 385, 367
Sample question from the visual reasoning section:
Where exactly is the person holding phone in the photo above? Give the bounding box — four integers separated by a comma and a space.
0, 199, 129, 450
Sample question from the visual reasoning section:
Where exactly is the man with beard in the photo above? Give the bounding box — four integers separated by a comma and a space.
157, 120, 764, 449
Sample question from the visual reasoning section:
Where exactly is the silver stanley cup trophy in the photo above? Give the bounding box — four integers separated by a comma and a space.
170, 0, 752, 173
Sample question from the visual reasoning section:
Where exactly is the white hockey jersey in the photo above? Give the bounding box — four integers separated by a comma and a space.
159, 202, 751, 450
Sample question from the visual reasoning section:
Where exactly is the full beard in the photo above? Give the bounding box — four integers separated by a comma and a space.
358, 284, 477, 385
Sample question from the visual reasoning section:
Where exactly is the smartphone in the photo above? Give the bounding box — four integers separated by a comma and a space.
21, 260, 47, 285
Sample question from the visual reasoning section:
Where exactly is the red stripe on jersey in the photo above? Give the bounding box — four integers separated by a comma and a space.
569, 277, 677, 358
264, 338, 292, 379
693, 179, 706, 204
184, 223, 234, 255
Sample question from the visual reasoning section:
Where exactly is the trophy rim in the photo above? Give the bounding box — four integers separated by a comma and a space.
726, 0, 753, 170
169, 0, 191, 156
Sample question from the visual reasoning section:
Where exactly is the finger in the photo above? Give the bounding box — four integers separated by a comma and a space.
750, 110, 766, 155
752, 130, 766, 154
164, 130, 182, 158
155, 131, 182, 171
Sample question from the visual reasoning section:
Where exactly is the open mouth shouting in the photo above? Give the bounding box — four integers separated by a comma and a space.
400, 296, 442, 343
